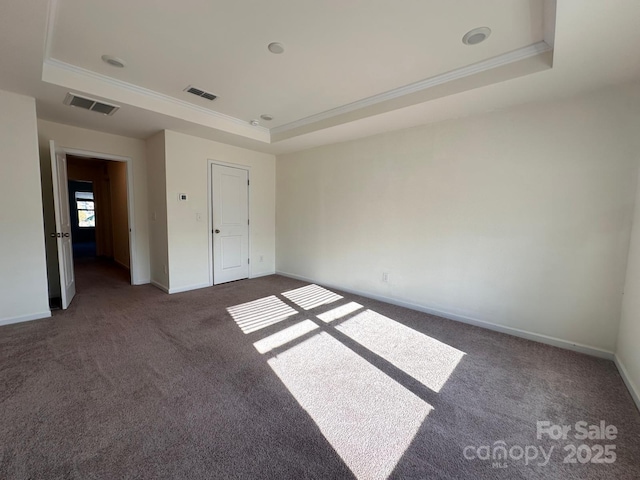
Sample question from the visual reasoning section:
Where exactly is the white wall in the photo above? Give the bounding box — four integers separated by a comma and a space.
163, 130, 276, 293
37, 119, 150, 286
618, 133, 640, 409
0, 91, 50, 325
277, 88, 639, 354
146, 131, 169, 290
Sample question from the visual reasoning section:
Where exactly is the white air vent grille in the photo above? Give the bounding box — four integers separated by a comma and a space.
185, 85, 217, 101
63, 93, 120, 116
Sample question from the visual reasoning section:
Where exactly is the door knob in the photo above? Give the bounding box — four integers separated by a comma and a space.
215, 229, 220, 234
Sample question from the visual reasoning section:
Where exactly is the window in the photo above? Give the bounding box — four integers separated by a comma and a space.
75, 191, 95, 227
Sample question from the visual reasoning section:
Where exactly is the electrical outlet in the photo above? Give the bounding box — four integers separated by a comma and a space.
163, 264, 168, 274
152, 212, 157, 221
382, 272, 389, 283
259, 255, 264, 262
196, 213, 202, 222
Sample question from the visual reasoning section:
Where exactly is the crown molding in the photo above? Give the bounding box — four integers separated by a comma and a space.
271, 41, 552, 136
42, 0, 269, 141
43, 0, 553, 144
42, 57, 270, 136
43, 0, 58, 61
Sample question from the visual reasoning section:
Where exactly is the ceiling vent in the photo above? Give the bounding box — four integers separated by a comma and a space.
184, 85, 217, 101
63, 93, 119, 116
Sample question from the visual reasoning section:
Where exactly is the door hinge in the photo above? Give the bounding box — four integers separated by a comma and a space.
247, 219, 250, 225
248, 258, 250, 264
247, 179, 250, 186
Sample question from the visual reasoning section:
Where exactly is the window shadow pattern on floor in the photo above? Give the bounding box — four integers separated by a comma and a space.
227, 284, 465, 479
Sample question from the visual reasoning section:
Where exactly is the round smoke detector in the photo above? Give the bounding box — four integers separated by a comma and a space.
260, 114, 274, 121
101, 54, 126, 68
267, 42, 284, 54
462, 27, 491, 45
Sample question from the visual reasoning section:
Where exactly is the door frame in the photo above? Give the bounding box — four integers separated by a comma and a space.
50, 142, 75, 309
207, 159, 251, 286
60, 147, 138, 285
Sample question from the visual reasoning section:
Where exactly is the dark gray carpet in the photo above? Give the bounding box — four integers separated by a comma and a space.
1, 260, 639, 479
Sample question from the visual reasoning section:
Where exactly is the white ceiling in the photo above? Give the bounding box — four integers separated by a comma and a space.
1, 1, 639, 154
51, 0, 544, 128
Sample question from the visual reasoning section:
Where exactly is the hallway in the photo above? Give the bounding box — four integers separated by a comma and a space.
73, 258, 131, 291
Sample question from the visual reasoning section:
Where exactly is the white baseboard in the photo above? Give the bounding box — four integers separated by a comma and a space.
276, 271, 615, 360
150, 280, 169, 293
0, 310, 52, 327
155, 274, 275, 294
250, 271, 276, 279
614, 355, 640, 413
168, 282, 210, 294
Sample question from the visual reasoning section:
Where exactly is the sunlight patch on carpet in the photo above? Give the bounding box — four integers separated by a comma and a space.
263, 329, 432, 479
227, 296, 298, 334
253, 320, 319, 354
281, 284, 343, 310
316, 301, 363, 323
336, 309, 465, 392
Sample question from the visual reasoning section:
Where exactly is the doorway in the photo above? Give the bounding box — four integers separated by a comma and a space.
66, 156, 130, 272
46, 143, 136, 309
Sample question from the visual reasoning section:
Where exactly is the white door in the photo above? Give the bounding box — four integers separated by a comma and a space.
212, 164, 249, 285
50, 140, 76, 308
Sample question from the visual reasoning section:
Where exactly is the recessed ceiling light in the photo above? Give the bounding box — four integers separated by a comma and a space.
267, 42, 284, 54
260, 114, 274, 121
462, 27, 491, 45
101, 54, 126, 68
250, 119, 260, 126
